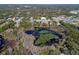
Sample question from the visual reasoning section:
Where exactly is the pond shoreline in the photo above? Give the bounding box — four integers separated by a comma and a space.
25, 28, 62, 46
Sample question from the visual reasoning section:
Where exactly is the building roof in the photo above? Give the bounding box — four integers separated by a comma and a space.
41, 17, 46, 20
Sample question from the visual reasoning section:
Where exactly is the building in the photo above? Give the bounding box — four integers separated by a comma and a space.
70, 10, 79, 14
30, 17, 52, 27
14, 17, 23, 27
52, 16, 62, 25
63, 16, 79, 25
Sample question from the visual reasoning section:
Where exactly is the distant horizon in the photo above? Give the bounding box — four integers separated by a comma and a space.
0, 4, 79, 9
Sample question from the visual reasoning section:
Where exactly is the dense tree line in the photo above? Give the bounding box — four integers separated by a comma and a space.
0, 21, 15, 33
60, 22, 79, 54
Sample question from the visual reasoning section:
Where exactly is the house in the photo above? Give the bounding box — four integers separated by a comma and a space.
14, 17, 23, 27
52, 16, 61, 25
69, 10, 79, 14
30, 17, 52, 27
40, 17, 50, 24
63, 16, 79, 25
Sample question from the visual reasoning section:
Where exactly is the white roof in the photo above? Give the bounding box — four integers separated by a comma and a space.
30, 17, 33, 20
41, 19, 48, 24
41, 17, 46, 20
36, 19, 41, 22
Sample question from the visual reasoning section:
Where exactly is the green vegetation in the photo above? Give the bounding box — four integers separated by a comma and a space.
40, 47, 61, 55
60, 22, 79, 54
48, 49, 61, 55
40, 50, 49, 55
20, 21, 32, 29
0, 5, 79, 55
0, 21, 15, 33
35, 31, 57, 46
